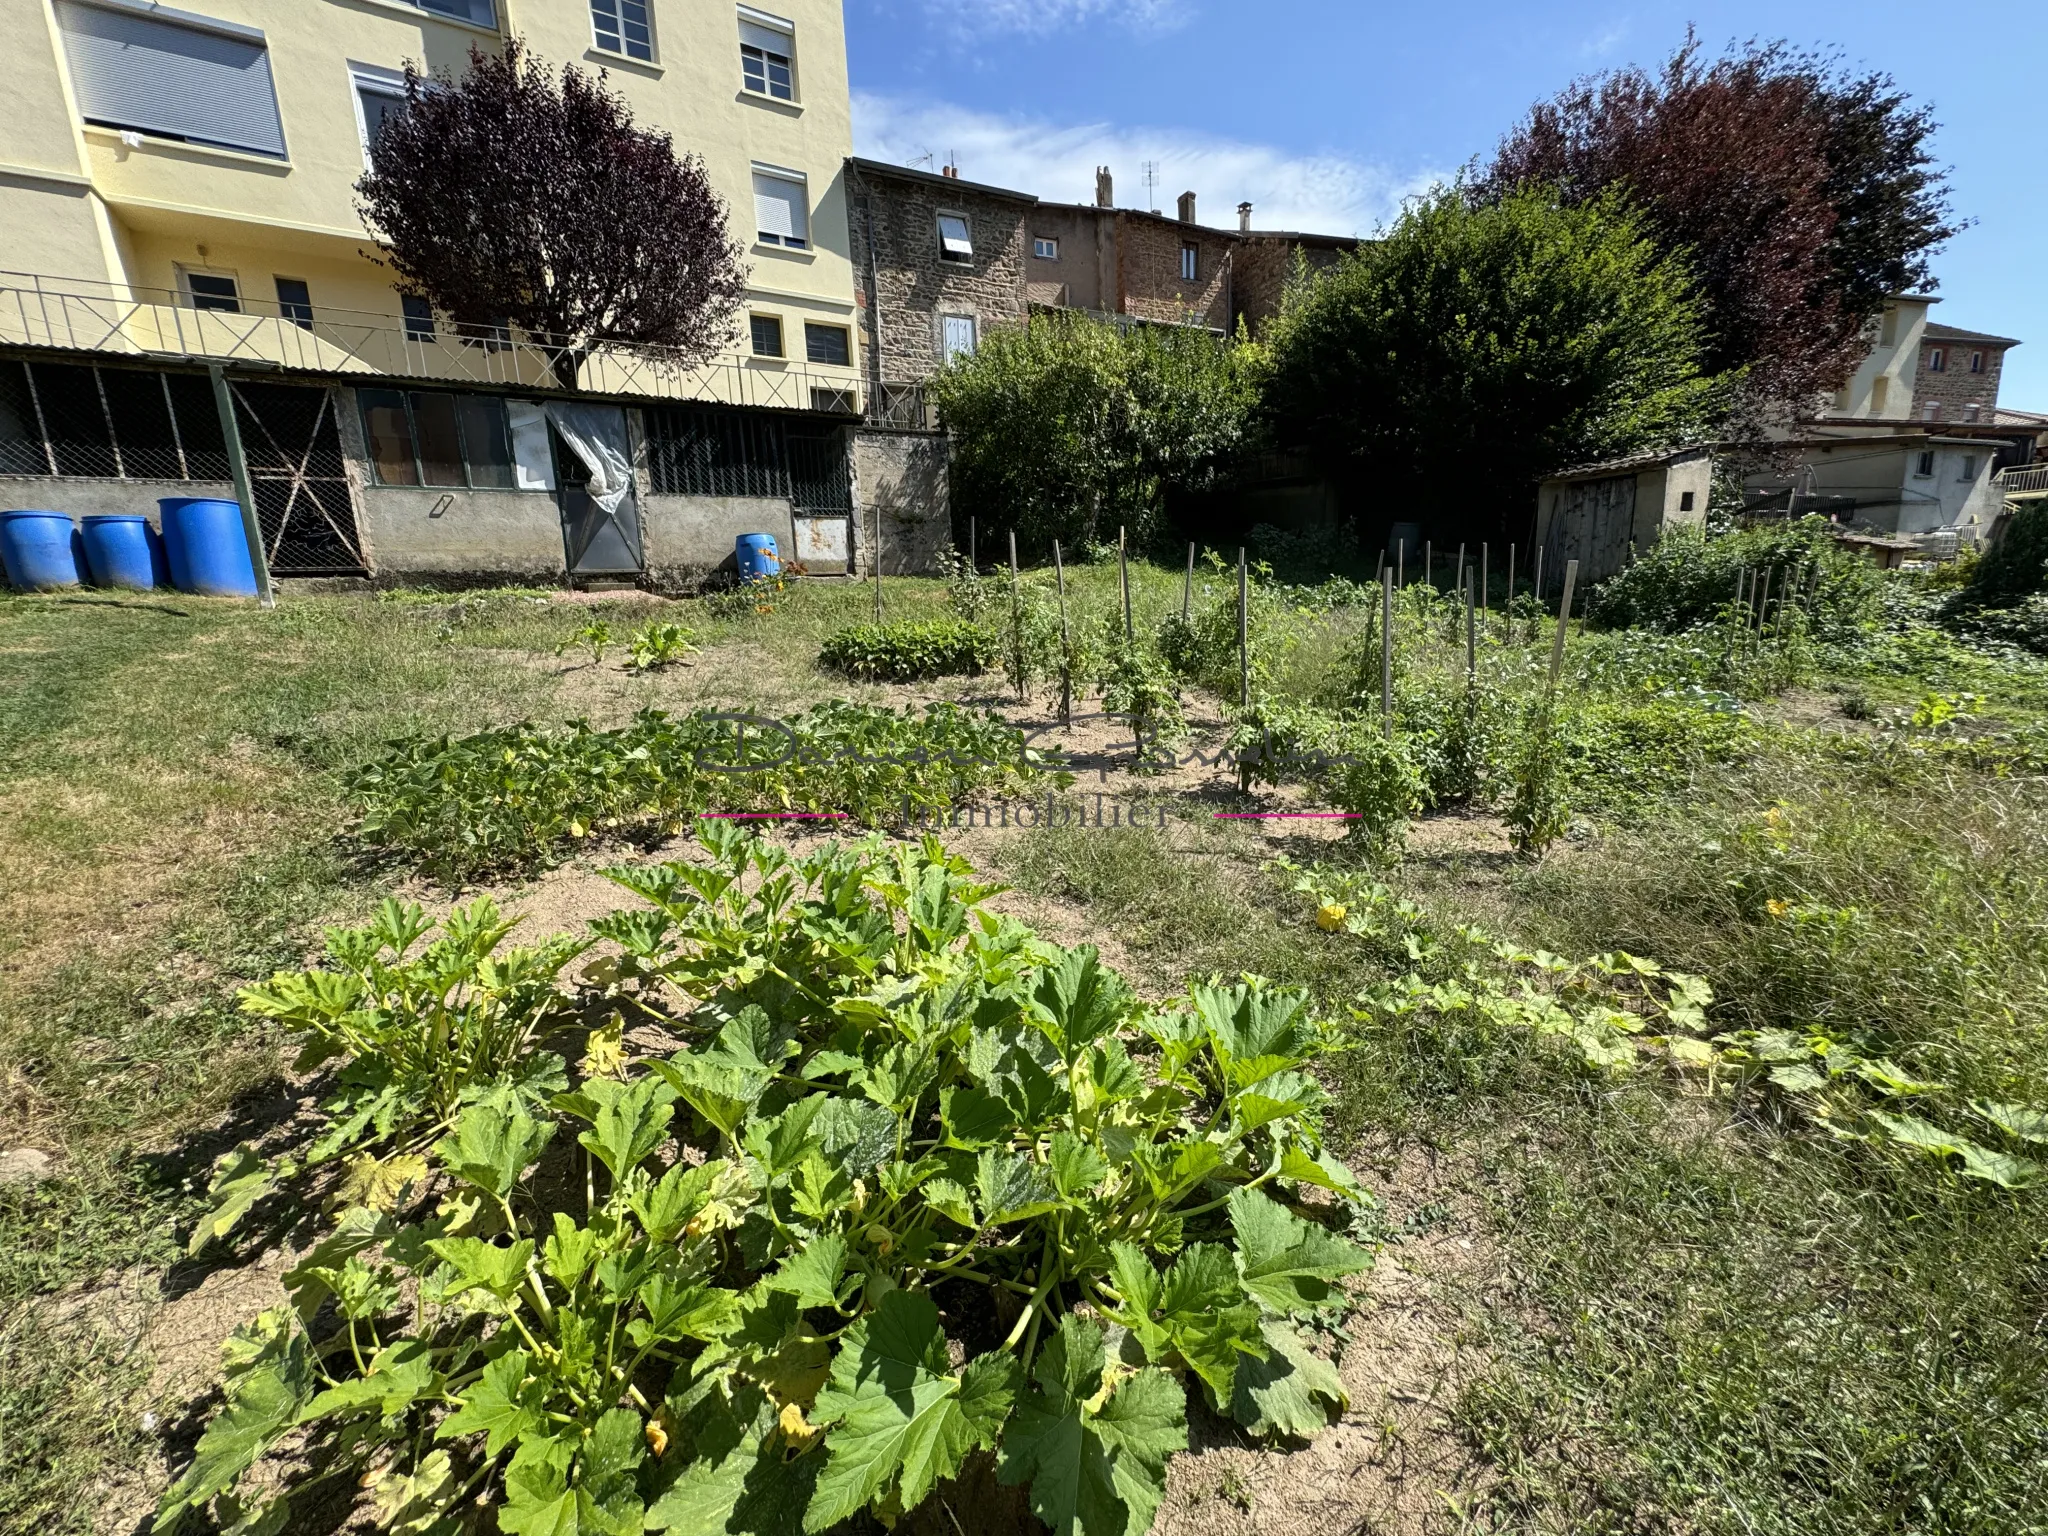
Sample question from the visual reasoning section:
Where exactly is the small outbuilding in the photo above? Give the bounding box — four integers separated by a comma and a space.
1533, 446, 1715, 591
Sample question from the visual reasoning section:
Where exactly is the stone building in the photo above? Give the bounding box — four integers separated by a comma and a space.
1912, 322, 2020, 425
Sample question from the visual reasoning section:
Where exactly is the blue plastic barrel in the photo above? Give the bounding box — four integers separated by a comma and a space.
160, 497, 256, 597
81, 514, 158, 590
735, 532, 781, 582
0, 510, 83, 590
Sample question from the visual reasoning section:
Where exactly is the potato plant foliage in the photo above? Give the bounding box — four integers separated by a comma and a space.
817, 619, 998, 682
162, 828, 1372, 1536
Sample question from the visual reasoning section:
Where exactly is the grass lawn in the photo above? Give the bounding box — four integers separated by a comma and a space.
3, 557, 2046, 1536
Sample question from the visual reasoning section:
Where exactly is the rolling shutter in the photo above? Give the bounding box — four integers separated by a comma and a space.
56, 1, 285, 159
737, 9, 793, 56
752, 170, 807, 244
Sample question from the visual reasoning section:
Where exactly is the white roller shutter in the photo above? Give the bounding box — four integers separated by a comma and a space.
737, 9, 793, 55
56, 1, 285, 159
752, 169, 807, 245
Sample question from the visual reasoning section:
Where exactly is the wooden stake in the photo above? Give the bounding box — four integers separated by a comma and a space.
1119, 525, 1133, 641
1380, 567, 1394, 736
1465, 568, 1476, 681
1505, 543, 1515, 641
1425, 539, 1433, 591
1533, 545, 1545, 607
1397, 538, 1405, 589
1008, 529, 1024, 701
1548, 558, 1578, 689
969, 515, 977, 573
1480, 542, 1489, 624
1054, 539, 1072, 726
873, 503, 883, 619
1182, 541, 1195, 619
1238, 546, 1250, 708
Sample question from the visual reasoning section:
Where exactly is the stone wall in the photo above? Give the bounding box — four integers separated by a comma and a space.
850, 167, 1033, 384
853, 429, 949, 574
1915, 339, 2010, 423
1117, 212, 1233, 329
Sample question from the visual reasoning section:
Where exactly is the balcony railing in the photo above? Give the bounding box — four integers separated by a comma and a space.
1996, 464, 2048, 497
0, 270, 858, 415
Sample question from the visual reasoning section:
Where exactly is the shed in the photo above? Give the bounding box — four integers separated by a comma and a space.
1534, 446, 1714, 591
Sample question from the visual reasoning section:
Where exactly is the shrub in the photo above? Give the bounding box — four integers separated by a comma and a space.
1587, 517, 1883, 638
1327, 728, 1424, 863
818, 617, 997, 681
158, 830, 1374, 1536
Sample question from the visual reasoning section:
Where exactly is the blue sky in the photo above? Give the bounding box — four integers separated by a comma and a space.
844, 1, 2048, 405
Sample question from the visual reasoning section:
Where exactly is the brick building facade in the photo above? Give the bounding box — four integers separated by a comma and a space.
1914, 322, 2019, 424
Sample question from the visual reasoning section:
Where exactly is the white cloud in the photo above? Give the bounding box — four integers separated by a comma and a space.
853, 92, 1444, 237
902, 0, 1191, 41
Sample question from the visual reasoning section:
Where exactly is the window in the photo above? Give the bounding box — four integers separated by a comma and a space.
352, 65, 407, 162
1960, 455, 1979, 481
183, 270, 240, 313
401, 294, 436, 341
750, 314, 785, 358
1033, 237, 1058, 260
752, 167, 808, 248
739, 7, 795, 100
1970, 351, 1986, 374
590, 0, 653, 61
804, 322, 850, 367
274, 277, 312, 330
55, 1, 286, 159
1872, 377, 1889, 414
937, 214, 973, 262
1915, 451, 1935, 478
1679, 491, 1695, 511
941, 314, 976, 361
1879, 306, 1898, 347
1180, 243, 1198, 281
413, 0, 497, 23
1965, 404, 1981, 422
1927, 347, 1946, 372
358, 389, 522, 489
1922, 402, 1940, 422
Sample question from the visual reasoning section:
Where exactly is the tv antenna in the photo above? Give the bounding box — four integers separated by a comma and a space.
1140, 160, 1160, 212
908, 147, 935, 170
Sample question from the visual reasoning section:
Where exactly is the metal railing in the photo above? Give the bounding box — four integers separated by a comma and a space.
865, 380, 936, 431
0, 270, 858, 414
1996, 464, 2048, 496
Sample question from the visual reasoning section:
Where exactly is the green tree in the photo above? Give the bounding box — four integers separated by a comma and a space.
927, 310, 1256, 557
1259, 185, 1721, 537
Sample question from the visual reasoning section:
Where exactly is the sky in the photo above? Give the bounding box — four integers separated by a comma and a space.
843, 0, 2048, 404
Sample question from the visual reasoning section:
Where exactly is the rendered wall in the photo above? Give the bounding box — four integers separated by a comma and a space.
853, 430, 948, 574
0, 474, 230, 521
355, 485, 565, 581
642, 493, 796, 584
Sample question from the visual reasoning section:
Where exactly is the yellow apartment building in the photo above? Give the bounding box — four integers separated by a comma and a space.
0, 0, 881, 582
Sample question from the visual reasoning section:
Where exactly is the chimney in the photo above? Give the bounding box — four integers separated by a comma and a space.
1095, 166, 1113, 208
941, 164, 958, 178
1177, 190, 1196, 224
1237, 201, 1252, 233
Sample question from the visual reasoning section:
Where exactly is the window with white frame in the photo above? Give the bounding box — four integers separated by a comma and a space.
350, 63, 407, 164
1927, 347, 1946, 372
739, 7, 795, 100
937, 214, 972, 263
1923, 402, 1940, 421
412, 0, 496, 25
1970, 350, 1986, 374
1914, 451, 1935, 477
940, 314, 976, 361
1033, 237, 1058, 259
55, 1, 286, 159
590, 0, 653, 61
1180, 243, 1198, 281
752, 166, 808, 248
180, 267, 241, 313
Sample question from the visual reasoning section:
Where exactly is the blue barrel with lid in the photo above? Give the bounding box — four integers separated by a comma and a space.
0, 510, 83, 590
80, 514, 159, 590
735, 532, 781, 582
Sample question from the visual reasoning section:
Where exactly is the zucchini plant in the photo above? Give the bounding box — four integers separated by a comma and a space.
159, 830, 1373, 1536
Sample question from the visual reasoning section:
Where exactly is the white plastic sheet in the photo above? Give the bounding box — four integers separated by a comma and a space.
543, 402, 634, 516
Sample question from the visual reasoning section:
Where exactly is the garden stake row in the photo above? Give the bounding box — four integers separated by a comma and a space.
1380, 565, 1395, 735
1238, 545, 1251, 707
1054, 538, 1073, 725
1182, 540, 1196, 618
1009, 529, 1025, 703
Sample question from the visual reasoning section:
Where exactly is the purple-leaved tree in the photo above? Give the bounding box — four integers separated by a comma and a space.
357, 42, 747, 388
